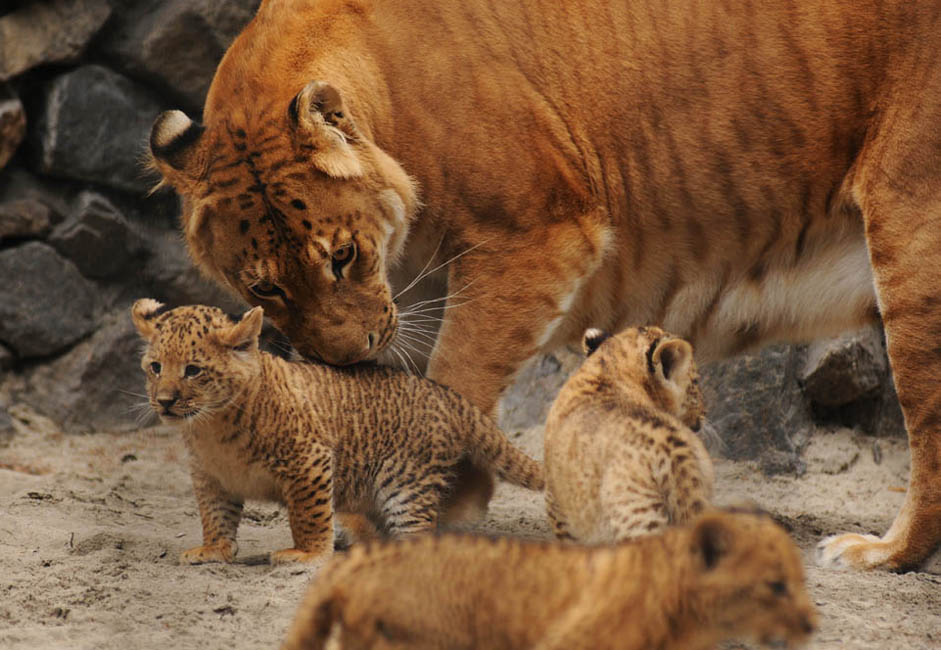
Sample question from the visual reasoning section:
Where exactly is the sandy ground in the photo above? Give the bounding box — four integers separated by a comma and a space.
0, 402, 939, 650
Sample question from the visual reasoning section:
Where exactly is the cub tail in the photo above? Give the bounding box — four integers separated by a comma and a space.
461, 407, 545, 491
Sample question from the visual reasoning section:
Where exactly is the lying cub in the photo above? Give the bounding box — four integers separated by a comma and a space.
544, 326, 714, 542
282, 508, 817, 650
131, 300, 543, 566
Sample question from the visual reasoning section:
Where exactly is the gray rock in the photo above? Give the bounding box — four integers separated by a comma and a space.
49, 191, 142, 279
800, 326, 885, 407
22, 308, 147, 433
0, 0, 111, 81
700, 344, 812, 472
0, 242, 101, 358
98, 0, 261, 110
0, 166, 70, 219
499, 348, 583, 432
33, 65, 163, 194
0, 83, 25, 170
0, 343, 12, 372
0, 198, 53, 241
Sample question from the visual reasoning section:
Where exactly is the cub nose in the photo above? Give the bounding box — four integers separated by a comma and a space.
157, 395, 178, 409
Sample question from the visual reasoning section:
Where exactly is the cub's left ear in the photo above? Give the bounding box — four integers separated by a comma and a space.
131, 299, 168, 339
582, 328, 611, 356
288, 80, 363, 179
215, 306, 265, 351
648, 337, 693, 390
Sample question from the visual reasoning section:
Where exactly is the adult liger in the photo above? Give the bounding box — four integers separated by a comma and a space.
148, 0, 941, 570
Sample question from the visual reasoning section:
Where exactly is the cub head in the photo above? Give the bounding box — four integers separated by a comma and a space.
582, 326, 705, 431
131, 299, 264, 422
687, 509, 817, 648
148, 79, 418, 365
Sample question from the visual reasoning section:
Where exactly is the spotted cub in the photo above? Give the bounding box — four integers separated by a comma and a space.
282, 509, 817, 650
132, 300, 543, 566
544, 326, 714, 543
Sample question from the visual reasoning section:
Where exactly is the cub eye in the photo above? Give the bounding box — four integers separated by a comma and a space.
331, 243, 356, 279
248, 280, 286, 300
150, 362, 161, 374
768, 581, 788, 596
184, 365, 202, 378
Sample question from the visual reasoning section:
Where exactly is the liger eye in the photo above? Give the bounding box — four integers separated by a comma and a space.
184, 365, 202, 378
331, 243, 356, 279
768, 581, 788, 596
248, 280, 286, 300
150, 362, 161, 374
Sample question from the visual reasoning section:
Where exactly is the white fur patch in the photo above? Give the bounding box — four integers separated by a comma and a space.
153, 110, 194, 148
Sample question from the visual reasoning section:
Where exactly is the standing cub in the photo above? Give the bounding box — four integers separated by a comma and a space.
544, 326, 714, 542
282, 509, 817, 650
132, 300, 543, 566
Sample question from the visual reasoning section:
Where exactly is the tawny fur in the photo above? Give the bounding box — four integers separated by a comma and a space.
281, 509, 817, 650
545, 327, 714, 543
149, 0, 941, 570
131, 300, 542, 566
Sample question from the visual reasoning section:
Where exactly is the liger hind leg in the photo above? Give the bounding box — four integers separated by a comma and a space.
181, 465, 243, 564
819, 62, 941, 570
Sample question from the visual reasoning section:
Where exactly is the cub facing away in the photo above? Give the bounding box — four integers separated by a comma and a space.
131, 300, 543, 566
544, 326, 714, 543
282, 509, 817, 650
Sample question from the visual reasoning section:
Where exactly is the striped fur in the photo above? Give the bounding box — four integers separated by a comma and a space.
545, 327, 714, 543
131, 300, 542, 566
151, 0, 941, 570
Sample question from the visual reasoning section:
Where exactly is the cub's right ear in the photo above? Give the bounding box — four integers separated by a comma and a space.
149, 110, 205, 182
131, 299, 168, 338
691, 513, 733, 571
582, 328, 611, 356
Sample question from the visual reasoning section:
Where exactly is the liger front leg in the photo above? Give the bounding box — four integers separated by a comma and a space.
271, 445, 336, 567
181, 465, 243, 564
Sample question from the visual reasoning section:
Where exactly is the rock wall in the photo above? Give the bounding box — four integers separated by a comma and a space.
0, 1, 906, 466
0, 0, 260, 433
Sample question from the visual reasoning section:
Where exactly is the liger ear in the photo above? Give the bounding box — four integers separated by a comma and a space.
583, 328, 611, 356
649, 337, 693, 388
131, 299, 168, 339
149, 110, 205, 177
288, 80, 363, 179
691, 514, 732, 571
214, 306, 264, 351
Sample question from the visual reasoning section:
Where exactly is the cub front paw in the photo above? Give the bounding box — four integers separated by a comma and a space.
180, 541, 238, 565
816, 533, 892, 570
270, 548, 331, 567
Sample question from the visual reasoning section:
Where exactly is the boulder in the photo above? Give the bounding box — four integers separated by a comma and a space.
49, 191, 143, 279
699, 344, 812, 474
0, 83, 25, 170
0, 0, 111, 81
0, 242, 101, 358
799, 326, 885, 407
0, 198, 54, 242
98, 0, 261, 110
22, 308, 147, 433
32, 65, 163, 194
499, 348, 583, 432
0, 343, 12, 372
0, 166, 70, 219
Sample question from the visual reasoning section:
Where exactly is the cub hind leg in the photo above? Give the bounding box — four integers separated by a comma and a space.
375, 458, 455, 536
599, 467, 669, 541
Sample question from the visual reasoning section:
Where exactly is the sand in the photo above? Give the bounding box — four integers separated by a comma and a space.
0, 402, 938, 650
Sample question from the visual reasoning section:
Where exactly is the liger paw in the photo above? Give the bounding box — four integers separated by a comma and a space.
816, 533, 895, 570
180, 541, 238, 565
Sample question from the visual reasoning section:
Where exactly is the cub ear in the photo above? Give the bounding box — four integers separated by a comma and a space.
583, 328, 611, 356
288, 80, 363, 179
149, 110, 205, 181
131, 299, 168, 339
648, 337, 693, 390
214, 306, 264, 351
691, 514, 732, 571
